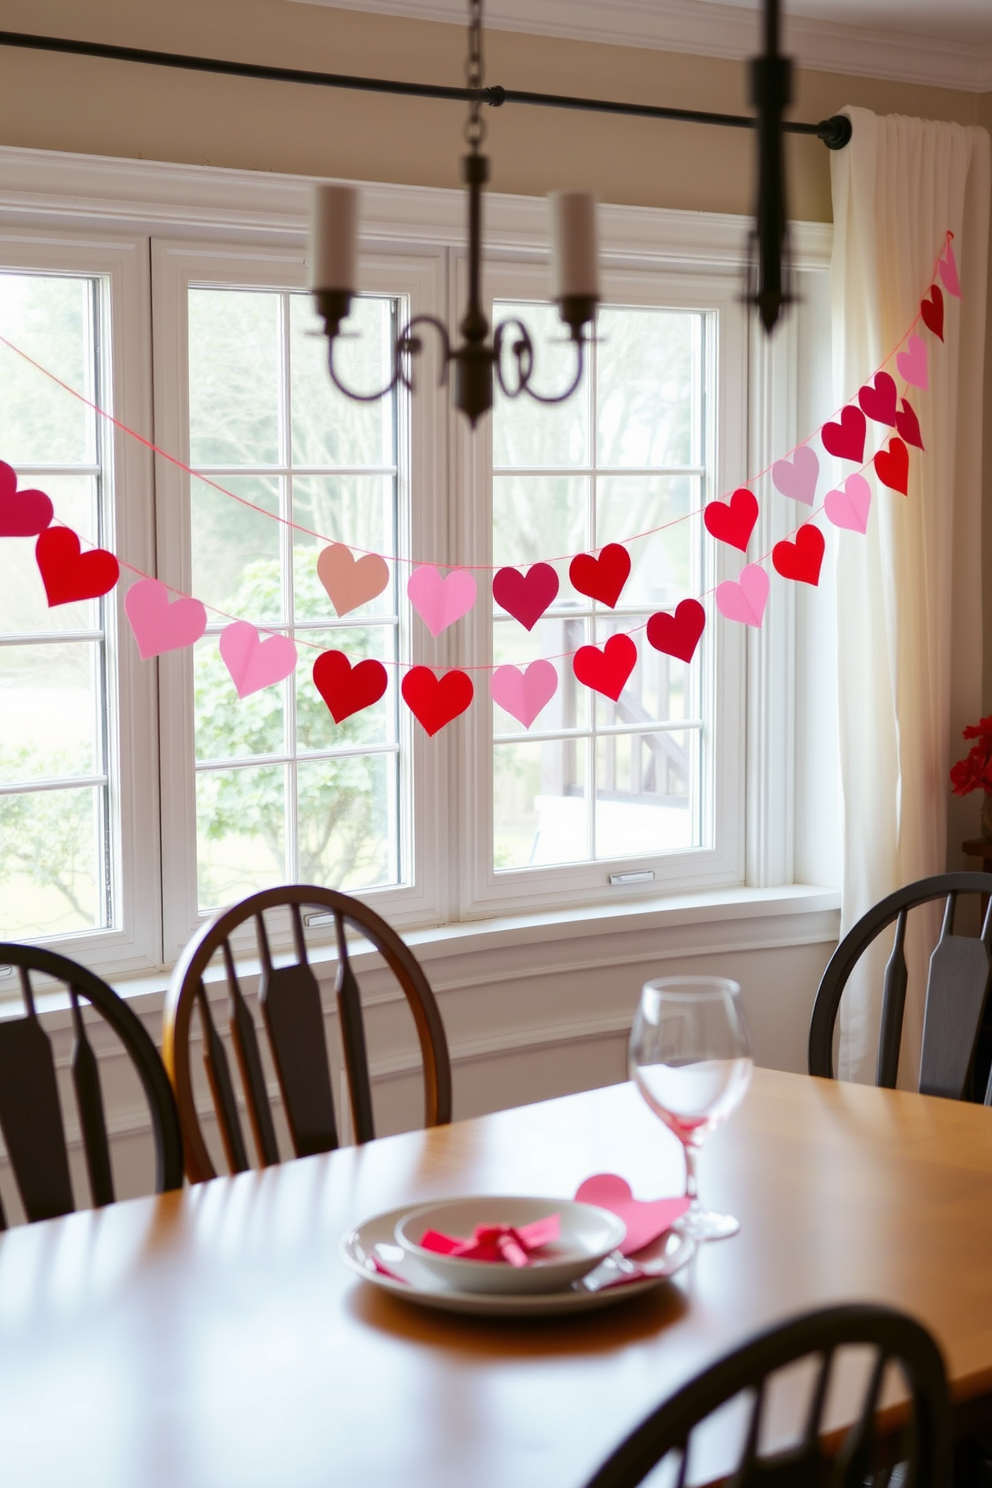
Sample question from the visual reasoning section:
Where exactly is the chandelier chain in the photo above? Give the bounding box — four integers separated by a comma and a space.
463, 0, 486, 151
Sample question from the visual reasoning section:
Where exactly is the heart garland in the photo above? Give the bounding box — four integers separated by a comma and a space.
0, 230, 954, 733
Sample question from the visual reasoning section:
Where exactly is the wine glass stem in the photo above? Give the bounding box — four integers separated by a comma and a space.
684, 1142, 700, 1208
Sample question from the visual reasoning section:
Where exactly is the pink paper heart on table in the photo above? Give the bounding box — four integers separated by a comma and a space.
490, 659, 558, 729
219, 620, 298, 698
575, 1175, 689, 1256
896, 333, 928, 391
824, 474, 872, 534
317, 543, 389, 617
771, 445, 819, 507
124, 578, 207, 659
407, 565, 478, 637
939, 241, 961, 298
715, 563, 769, 628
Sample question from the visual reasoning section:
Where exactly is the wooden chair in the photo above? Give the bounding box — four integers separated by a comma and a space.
583, 1303, 950, 1488
0, 943, 184, 1227
162, 885, 452, 1183
809, 872, 992, 1101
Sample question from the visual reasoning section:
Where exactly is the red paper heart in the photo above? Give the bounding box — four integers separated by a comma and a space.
401, 666, 474, 736
821, 405, 866, 464
920, 284, 944, 341
0, 461, 53, 538
858, 372, 897, 427
646, 599, 705, 663
895, 398, 924, 450
572, 633, 637, 701
569, 543, 631, 608
312, 650, 387, 724
492, 562, 559, 630
874, 437, 910, 496
35, 526, 119, 607
702, 489, 758, 552
772, 523, 825, 586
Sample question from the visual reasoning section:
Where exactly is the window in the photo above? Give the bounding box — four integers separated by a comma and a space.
0, 174, 796, 980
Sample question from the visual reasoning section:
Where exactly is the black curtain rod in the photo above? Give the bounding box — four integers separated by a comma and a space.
0, 29, 852, 149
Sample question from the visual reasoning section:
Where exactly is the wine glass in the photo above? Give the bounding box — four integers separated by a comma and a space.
629, 976, 753, 1241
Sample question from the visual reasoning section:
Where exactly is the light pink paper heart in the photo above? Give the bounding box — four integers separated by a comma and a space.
490, 660, 558, 729
824, 474, 871, 534
316, 543, 389, 617
939, 241, 961, 299
771, 445, 819, 507
219, 620, 298, 698
407, 565, 478, 637
124, 578, 207, 659
574, 1175, 690, 1256
896, 333, 928, 391
715, 563, 769, 628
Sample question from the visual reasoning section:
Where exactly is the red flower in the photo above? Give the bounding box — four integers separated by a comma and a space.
950, 719, 992, 795
962, 715, 992, 742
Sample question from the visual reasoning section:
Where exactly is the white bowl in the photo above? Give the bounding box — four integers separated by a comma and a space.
394, 1196, 626, 1295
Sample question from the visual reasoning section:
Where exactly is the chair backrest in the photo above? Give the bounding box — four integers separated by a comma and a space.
809, 872, 992, 1100
0, 943, 184, 1226
583, 1303, 949, 1488
162, 885, 452, 1182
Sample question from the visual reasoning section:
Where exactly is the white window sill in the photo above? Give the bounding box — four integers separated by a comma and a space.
4, 883, 840, 1025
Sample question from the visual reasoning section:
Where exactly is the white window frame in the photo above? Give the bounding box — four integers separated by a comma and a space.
150, 238, 450, 960
455, 253, 748, 917
0, 225, 161, 976
0, 146, 836, 984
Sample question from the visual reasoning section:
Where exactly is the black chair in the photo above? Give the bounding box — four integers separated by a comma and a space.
162, 885, 452, 1183
583, 1303, 950, 1488
0, 943, 184, 1227
809, 873, 992, 1101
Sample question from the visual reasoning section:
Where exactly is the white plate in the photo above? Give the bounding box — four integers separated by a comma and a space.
395, 1195, 627, 1294
341, 1203, 695, 1317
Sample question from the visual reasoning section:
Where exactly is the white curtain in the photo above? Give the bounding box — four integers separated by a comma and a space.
830, 107, 991, 1082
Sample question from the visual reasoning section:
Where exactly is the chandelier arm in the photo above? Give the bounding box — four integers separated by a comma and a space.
493, 317, 587, 406
324, 313, 453, 402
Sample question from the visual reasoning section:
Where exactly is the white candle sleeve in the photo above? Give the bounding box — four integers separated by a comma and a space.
309, 184, 359, 293
549, 192, 599, 301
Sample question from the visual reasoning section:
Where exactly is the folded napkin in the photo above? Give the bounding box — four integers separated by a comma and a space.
574, 1175, 689, 1256
419, 1214, 561, 1268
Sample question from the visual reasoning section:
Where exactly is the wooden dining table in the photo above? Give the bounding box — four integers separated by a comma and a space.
2, 1067, 991, 1487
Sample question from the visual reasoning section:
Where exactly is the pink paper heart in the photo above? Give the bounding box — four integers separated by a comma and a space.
574, 1175, 690, 1256
939, 241, 961, 298
219, 620, 298, 698
896, 333, 928, 391
824, 474, 871, 534
715, 563, 769, 628
124, 578, 207, 659
771, 445, 819, 507
407, 565, 478, 637
490, 660, 558, 729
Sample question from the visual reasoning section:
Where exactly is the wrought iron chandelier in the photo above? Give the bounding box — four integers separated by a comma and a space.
308, 0, 599, 428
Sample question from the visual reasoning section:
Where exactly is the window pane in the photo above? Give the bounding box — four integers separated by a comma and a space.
290, 294, 394, 468
188, 289, 280, 467
493, 302, 589, 469
0, 474, 101, 635
0, 642, 101, 782
194, 636, 286, 764
196, 763, 287, 909
292, 474, 395, 622
493, 474, 587, 576
0, 274, 93, 464
0, 786, 104, 937
596, 475, 694, 610
595, 730, 697, 857
494, 738, 588, 869
191, 475, 283, 620
297, 753, 395, 889
597, 308, 700, 469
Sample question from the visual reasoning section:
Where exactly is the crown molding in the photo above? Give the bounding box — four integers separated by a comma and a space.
285, 0, 992, 91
